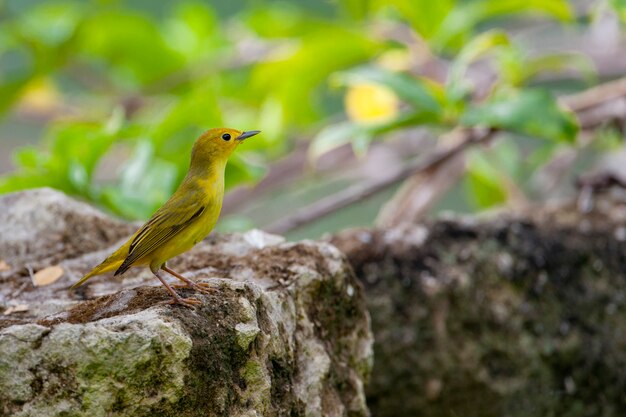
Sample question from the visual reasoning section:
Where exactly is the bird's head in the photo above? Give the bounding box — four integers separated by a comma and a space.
190, 128, 260, 169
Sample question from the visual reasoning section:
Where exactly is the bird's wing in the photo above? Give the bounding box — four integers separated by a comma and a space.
115, 193, 205, 275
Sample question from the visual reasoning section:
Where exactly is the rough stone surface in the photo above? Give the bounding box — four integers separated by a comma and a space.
0, 189, 373, 417
0, 188, 136, 270
331, 197, 626, 417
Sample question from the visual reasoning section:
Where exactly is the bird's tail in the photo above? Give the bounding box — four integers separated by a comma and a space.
70, 244, 129, 289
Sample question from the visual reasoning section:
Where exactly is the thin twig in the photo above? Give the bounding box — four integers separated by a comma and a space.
559, 77, 626, 112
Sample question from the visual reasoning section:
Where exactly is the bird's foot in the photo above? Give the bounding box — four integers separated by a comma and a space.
172, 281, 216, 294
159, 296, 203, 308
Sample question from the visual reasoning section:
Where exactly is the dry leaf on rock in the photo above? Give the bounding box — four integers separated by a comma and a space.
33, 265, 64, 286
4, 304, 29, 315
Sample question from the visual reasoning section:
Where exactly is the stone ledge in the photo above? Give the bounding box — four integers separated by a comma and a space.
0, 189, 373, 417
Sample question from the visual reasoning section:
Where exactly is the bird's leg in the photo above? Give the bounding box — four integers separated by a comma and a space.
153, 270, 202, 307
162, 265, 215, 294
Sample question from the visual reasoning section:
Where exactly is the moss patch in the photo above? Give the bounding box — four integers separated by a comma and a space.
333, 215, 626, 417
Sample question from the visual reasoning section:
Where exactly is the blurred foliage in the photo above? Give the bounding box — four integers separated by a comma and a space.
0, 0, 382, 218
0, 0, 620, 220
312, 0, 604, 211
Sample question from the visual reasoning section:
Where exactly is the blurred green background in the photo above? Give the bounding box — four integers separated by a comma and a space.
1, 0, 625, 239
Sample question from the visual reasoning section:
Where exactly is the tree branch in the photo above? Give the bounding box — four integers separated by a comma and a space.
265, 127, 495, 235
559, 77, 626, 112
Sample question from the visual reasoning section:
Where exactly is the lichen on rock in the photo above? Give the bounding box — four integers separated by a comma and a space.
1, 311, 192, 417
0, 189, 373, 417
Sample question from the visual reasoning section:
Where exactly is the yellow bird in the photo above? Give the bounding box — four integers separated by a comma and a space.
71, 128, 260, 306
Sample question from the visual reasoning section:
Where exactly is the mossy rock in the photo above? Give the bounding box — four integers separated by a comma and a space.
0, 189, 373, 417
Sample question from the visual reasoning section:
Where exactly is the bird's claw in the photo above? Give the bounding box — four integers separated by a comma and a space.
159, 296, 203, 308
172, 281, 216, 294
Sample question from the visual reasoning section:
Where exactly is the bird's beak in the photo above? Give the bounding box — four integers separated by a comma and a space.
236, 130, 261, 141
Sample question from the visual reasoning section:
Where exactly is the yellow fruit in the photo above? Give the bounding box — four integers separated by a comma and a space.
345, 82, 399, 124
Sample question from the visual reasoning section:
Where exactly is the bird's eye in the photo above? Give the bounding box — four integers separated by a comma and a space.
221, 133, 231, 141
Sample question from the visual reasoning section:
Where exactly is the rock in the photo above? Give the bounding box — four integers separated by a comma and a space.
0, 188, 135, 269
0, 189, 373, 417
331, 199, 626, 417
1, 311, 192, 416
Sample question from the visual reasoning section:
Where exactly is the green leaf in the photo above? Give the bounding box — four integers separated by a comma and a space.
496, 49, 597, 88
309, 122, 369, 161
245, 4, 311, 38
375, 0, 455, 39
164, 2, 222, 61
0, 173, 59, 194
48, 122, 116, 178
0, 121, 119, 199
523, 53, 597, 85
433, 0, 573, 51
102, 140, 179, 219
16, 2, 82, 47
251, 25, 381, 124
465, 149, 508, 209
13, 147, 45, 170
446, 30, 511, 102
67, 160, 89, 193
338, 0, 373, 19
461, 89, 578, 142
78, 10, 185, 86
455, 31, 511, 67
494, 47, 526, 86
